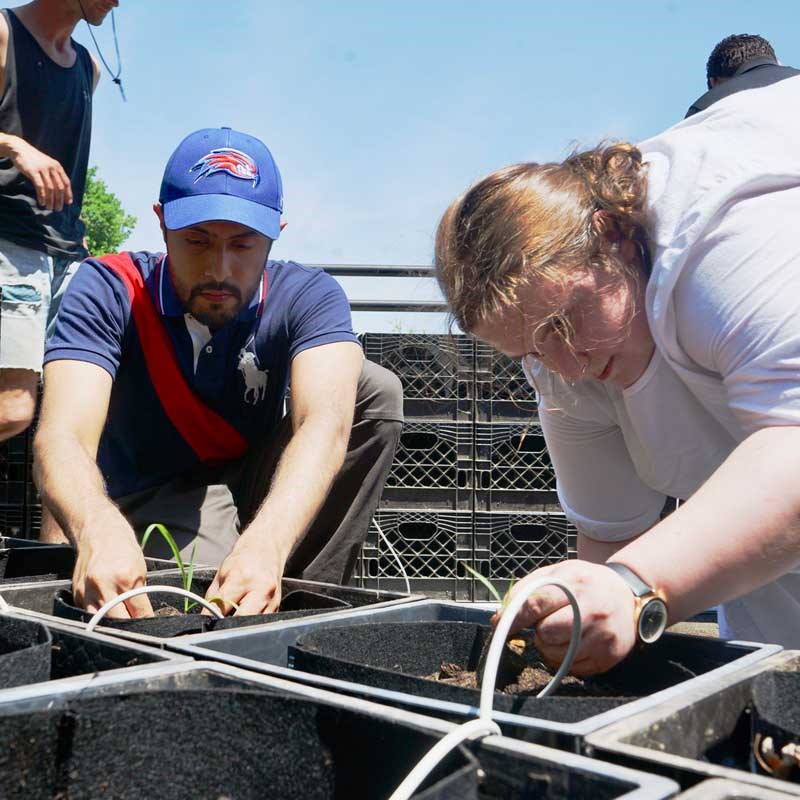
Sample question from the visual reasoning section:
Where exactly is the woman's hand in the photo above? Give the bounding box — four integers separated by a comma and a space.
491, 559, 638, 676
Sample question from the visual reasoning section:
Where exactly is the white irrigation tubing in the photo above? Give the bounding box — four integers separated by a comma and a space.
0, 593, 8, 611
481, 576, 581, 706
387, 575, 582, 800
386, 718, 501, 800
86, 585, 224, 632
374, 521, 411, 595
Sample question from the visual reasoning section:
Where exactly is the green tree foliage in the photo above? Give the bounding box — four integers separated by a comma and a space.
82, 166, 137, 256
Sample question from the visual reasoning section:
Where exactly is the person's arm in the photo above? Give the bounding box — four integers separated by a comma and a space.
204, 341, 363, 615
577, 531, 642, 562
33, 360, 153, 618
89, 52, 100, 91
508, 426, 800, 675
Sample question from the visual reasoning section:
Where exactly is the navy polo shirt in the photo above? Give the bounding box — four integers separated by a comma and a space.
44, 251, 359, 499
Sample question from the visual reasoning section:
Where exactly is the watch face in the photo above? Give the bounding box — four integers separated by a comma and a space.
638, 598, 668, 644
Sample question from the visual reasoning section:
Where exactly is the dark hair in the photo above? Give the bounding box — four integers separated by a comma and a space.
706, 34, 776, 84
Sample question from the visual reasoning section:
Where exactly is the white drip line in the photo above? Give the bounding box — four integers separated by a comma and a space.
374, 521, 411, 595
86, 585, 224, 632
0, 593, 8, 611
387, 575, 581, 800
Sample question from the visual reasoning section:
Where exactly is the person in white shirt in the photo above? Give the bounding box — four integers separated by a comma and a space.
435, 74, 800, 675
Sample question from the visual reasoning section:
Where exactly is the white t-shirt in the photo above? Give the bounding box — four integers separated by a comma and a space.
525, 75, 800, 647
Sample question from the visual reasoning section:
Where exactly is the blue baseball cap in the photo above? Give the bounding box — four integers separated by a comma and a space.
159, 127, 284, 240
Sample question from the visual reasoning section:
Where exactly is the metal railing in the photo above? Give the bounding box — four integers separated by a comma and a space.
313, 263, 447, 313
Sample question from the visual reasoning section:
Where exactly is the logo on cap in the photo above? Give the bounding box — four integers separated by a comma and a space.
190, 148, 260, 188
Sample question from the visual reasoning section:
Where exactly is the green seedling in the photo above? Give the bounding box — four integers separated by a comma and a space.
141, 523, 237, 615
461, 562, 515, 610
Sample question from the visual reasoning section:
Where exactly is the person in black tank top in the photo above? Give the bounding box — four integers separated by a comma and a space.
0, 1, 115, 445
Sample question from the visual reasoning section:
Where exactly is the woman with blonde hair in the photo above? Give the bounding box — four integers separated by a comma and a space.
436, 74, 800, 675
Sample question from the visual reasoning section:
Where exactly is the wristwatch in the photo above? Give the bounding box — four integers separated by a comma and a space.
605, 562, 669, 644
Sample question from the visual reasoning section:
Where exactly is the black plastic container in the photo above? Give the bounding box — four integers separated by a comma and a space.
53, 575, 350, 636
171, 600, 777, 753
361, 333, 475, 421
380, 421, 474, 510
0, 661, 679, 800
0, 612, 180, 695
677, 779, 798, 798
291, 622, 741, 723
39, 570, 411, 641
586, 651, 800, 795
355, 510, 475, 599
0, 536, 75, 583
0, 615, 51, 688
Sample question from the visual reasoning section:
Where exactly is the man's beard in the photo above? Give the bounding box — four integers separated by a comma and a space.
186, 282, 243, 329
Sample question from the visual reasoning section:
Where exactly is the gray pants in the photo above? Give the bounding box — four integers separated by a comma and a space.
118, 360, 403, 585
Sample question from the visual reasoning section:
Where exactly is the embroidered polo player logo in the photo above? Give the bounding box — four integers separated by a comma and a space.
237, 349, 268, 405
190, 148, 260, 188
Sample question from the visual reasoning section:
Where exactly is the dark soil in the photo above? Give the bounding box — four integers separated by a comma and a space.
152, 605, 184, 618
423, 633, 633, 697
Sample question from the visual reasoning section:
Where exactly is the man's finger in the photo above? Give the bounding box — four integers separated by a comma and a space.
63, 174, 74, 205
97, 592, 132, 620
124, 592, 155, 619
39, 170, 55, 210
235, 591, 272, 617
31, 173, 47, 207
200, 575, 222, 616
204, 577, 245, 617
51, 169, 66, 212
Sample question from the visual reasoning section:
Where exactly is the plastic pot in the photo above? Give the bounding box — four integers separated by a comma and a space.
585, 651, 800, 795
53, 578, 351, 637
677, 778, 798, 798
0, 660, 679, 799
0, 537, 75, 583
0, 612, 181, 696
0, 615, 51, 688
170, 600, 778, 752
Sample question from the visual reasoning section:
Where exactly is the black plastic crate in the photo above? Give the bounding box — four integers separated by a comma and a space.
380, 421, 473, 510
472, 510, 576, 599
361, 333, 474, 420
474, 343, 538, 421
0, 503, 41, 538
0, 429, 32, 483
353, 510, 474, 599
474, 421, 557, 509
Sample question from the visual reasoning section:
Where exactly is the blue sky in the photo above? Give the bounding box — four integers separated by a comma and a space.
66, 0, 799, 331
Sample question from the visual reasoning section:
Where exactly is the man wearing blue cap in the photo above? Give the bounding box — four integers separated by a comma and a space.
32, 127, 403, 619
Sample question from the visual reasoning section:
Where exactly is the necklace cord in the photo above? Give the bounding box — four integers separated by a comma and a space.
78, 0, 125, 101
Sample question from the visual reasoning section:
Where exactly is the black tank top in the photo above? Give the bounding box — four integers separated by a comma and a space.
0, 9, 92, 259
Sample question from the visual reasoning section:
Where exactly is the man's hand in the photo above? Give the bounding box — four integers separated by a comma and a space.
3, 136, 73, 211
203, 531, 288, 617
72, 512, 153, 620
491, 560, 637, 676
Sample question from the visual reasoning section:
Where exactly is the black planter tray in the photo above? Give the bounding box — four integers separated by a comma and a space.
585, 651, 800, 795
169, 600, 779, 752
0, 568, 416, 644
0, 611, 187, 695
677, 778, 798, 798
0, 660, 679, 799
0, 536, 75, 583
0, 558, 212, 613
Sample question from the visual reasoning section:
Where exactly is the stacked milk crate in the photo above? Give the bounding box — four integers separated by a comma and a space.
471, 341, 577, 601
0, 426, 41, 539
354, 334, 476, 599
353, 333, 577, 600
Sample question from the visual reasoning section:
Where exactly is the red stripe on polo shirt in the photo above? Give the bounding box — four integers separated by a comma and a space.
99, 253, 248, 465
